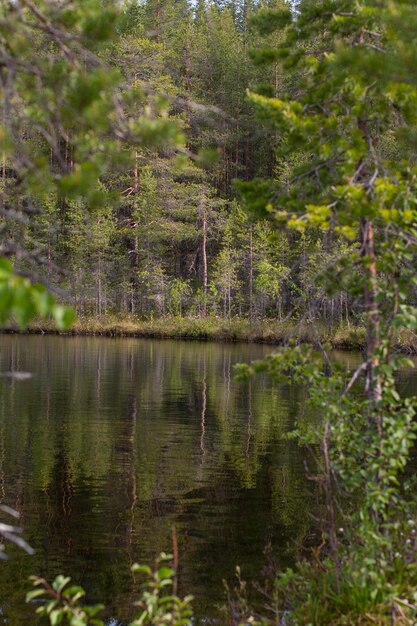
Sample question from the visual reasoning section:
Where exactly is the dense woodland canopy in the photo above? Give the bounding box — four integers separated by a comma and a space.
0, 0, 352, 325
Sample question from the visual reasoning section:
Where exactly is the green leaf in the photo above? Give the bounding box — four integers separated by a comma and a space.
31, 284, 55, 318
50, 609, 63, 626
156, 567, 174, 581
26, 588, 46, 602
69, 616, 87, 626
52, 576, 71, 593
131, 564, 152, 575
62, 586, 85, 601
0, 258, 12, 279
52, 306, 76, 330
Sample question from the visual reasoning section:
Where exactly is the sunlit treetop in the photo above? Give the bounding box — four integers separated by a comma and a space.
238, 0, 417, 238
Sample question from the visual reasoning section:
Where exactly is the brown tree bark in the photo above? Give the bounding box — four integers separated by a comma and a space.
198, 198, 208, 317
360, 219, 382, 424
248, 225, 254, 323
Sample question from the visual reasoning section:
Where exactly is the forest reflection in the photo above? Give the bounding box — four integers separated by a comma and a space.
0, 336, 323, 623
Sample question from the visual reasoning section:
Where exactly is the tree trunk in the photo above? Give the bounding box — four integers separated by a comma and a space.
274, 63, 279, 97
134, 154, 139, 263
97, 255, 102, 318
156, 0, 161, 44
361, 219, 382, 414
184, 41, 192, 141
130, 285, 135, 316
248, 225, 253, 323
131, 150, 139, 314
201, 200, 208, 317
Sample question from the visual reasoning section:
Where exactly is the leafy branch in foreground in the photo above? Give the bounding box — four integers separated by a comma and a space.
0, 257, 74, 329
237, 346, 417, 623
130, 553, 193, 626
26, 554, 193, 626
27, 575, 104, 626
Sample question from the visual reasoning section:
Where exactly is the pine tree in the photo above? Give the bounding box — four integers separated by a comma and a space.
237, 0, 417, 621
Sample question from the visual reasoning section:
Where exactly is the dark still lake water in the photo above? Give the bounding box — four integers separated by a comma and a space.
0, 335, 365, 624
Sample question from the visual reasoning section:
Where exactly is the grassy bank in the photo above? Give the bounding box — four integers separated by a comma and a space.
5, 315, 417, 352
0, 315, 359, 347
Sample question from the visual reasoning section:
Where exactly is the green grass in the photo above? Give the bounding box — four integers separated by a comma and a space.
6, 313, 416, 352
2, 314, 373, 349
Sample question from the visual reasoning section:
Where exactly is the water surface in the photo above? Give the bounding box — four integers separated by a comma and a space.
0, 336, 346, 623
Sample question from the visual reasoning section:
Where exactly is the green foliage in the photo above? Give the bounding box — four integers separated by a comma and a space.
131, 554, 193, 626
235, 345, 417, 623
27, 575, 105, 626
1, 0, 363, 327
232, 0, 417, 623
0, 258, 74, 330
168, 279, 192, 317
27, 555, 193, 626
250, 8, 292, 35
0, 0, 188, 324
9, 0, 417, 620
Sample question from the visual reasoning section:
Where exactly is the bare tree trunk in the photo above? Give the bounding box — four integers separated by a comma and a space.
184, 40, 192, 140
361, 219, 382, 421
132, 150, 139, 314
97, 255, 102, 318
274, 63, 279, 97
134, 154, 139, 265
323, 420, 340, 591
277, 296, 282, 321
156, 0, 161, 44
201, 200, 208, 317
134, 150, 139, 191
249, 225, 253, 323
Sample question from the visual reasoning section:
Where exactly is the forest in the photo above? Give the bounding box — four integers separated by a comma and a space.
2, 0, 352, 328
3, 1, 417, 626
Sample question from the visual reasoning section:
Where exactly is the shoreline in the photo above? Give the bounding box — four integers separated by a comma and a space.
2, 315, 417, 353
0, 316, 364, 350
